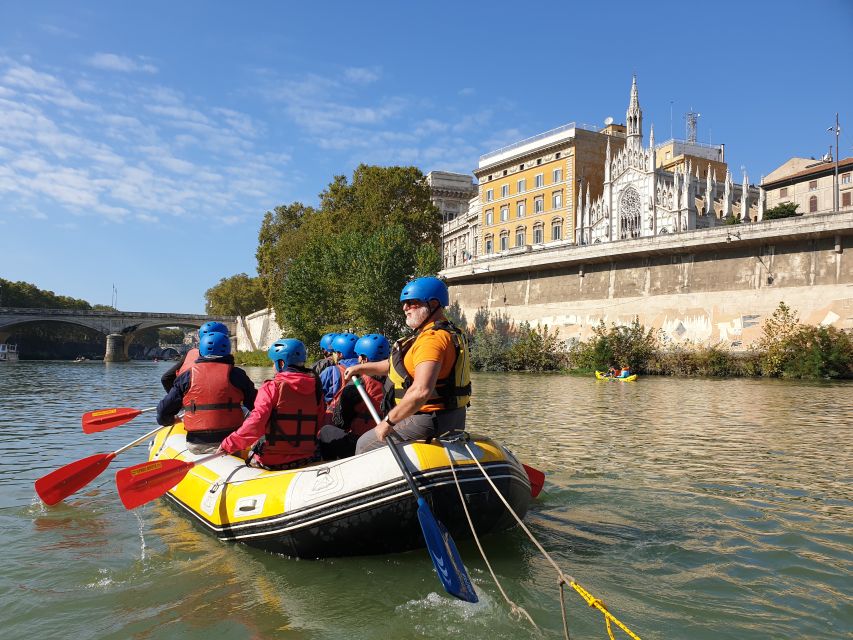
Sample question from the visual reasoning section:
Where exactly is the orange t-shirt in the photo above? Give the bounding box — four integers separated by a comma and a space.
404, 321, 456, 413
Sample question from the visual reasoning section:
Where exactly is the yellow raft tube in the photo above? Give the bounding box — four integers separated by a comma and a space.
146, 423, 532, 558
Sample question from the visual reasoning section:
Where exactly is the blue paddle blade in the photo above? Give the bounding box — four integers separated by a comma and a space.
416, 497, 478, 603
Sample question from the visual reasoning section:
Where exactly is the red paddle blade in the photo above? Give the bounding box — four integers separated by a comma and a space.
115, 458, 193, 510
82, 407, 142, 433
522, 463, 545, 498
35, 452, 117, 505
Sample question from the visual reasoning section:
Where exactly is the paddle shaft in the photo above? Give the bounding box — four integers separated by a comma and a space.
115, 425, 164, 455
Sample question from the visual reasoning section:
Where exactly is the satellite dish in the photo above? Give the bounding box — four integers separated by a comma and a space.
604, 116, 614, 126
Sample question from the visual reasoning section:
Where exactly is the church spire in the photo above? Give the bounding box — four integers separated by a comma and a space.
626, 75, 643, 148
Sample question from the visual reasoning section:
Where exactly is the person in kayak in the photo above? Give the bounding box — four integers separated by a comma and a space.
319, 332, 359, 403
317, 333, 390, 460
310, 332, 338, 376
156, 331, 257, 455
217, 339, 324, 469
618, 364, 633, 378
161, 321, 230, 392
343, 276, 471, 454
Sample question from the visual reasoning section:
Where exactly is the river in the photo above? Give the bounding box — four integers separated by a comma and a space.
1, 361, 850, 639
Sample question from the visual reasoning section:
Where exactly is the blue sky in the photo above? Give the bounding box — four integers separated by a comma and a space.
1, 1, 851, 314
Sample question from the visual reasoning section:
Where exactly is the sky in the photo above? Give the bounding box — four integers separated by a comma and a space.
1, 1, 851, 314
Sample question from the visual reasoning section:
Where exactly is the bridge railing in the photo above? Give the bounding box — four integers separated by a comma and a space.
0, 308, 236, 321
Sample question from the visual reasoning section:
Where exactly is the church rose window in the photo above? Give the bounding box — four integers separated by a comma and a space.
619, 187, 641, 239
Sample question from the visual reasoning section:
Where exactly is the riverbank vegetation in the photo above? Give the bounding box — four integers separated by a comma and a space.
454, 301, 852, 379
210, 165, 442, 356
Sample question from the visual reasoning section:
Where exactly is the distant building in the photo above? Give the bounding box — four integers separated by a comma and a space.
425, 171, 477, 223
441, 195, 480, 269
761, 156, 853, 214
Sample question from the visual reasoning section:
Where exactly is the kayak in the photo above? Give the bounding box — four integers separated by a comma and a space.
145, 423, 532, 558
595, 370, 638, 382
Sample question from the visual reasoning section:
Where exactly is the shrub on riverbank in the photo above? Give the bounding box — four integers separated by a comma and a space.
232, 350, 271, 367
465, 307, 566, 372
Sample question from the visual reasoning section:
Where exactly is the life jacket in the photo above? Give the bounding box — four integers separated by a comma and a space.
181, 361, 245, 433
389, 320, 471, 413
176, 348, 200, 378
321, 364, 348, 424
263, 369, 324, 466
325, 373, 385, 436
311, 356, 334, 377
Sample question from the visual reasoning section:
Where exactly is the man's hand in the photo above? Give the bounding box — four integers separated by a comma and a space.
343, 364, 363, 383
375, 420, 394, 442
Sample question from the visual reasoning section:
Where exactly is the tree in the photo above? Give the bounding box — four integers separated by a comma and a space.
763, 202, 801, 220
204, 273, 266, 317
0, 278, 92, 309
255, 202, 318, 306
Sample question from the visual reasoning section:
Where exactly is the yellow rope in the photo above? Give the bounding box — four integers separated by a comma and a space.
463, 442, 642, 640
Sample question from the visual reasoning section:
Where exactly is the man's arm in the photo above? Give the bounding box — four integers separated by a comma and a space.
371, 359, 440, 442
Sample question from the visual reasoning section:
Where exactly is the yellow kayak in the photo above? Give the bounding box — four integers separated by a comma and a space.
595, 370, 638, 382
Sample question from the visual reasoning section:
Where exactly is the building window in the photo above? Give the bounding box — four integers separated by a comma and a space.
780, 187, 788, 197
552, 190, 562, 209
843, 191, 851, 207
485, 235, 494, 254
842, 173, 851, 185
517, 200, 525, 218
809, 195, 818, 212
533, 224, 544, 244
501, 184, 509, 198
553, 168, 562, 183
485, 209, 493, 225
517, 178, 526, 193
534, 196, 544, 213
535, 173, 544, 188
809, 180, 818, 191
500, 232, 509, 251
486, 189, 493, 202
665, 151, 671, 160
500, 205, 509, 221
515, 227, 526, 247
551, 218, 563, 240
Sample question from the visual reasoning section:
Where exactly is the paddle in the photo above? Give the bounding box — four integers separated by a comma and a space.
352, 377, 478, 603
35, 425, 163, 505
522, 463, 545, 498
82, 406, 156, 434
115, 452, 223, 510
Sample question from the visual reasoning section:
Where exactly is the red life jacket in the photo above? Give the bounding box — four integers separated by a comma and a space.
181, 361, 245, 433
263, 370, 324, 466
176, 348, 200, 378
347, 375, 385, 436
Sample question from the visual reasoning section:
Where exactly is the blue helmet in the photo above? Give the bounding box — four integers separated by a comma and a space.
355, 334, 390, 362
400, 276, 449, 307
268, 339, 307, 372
319, 332, 337, 352
199, 332, 230, 358
331, 332, 358, 359
199, 321, 229, 337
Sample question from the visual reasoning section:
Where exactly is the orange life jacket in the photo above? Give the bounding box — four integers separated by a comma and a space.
263, 370, 324, 466
181, 361, 245, 433
176, 348, 200, 378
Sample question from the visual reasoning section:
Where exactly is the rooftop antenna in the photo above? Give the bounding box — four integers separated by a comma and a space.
686, 109, 700, 143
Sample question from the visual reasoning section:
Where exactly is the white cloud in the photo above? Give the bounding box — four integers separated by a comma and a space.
87, 53, 158, 74
344, 66, 381, 84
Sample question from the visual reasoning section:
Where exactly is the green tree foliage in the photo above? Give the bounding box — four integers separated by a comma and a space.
0, 278, 94, 309
756, 302, 800, 376
204, 273, 266, 316
258, 165, 442, 343
763, 202, 801, 220
569, 319, 660, 372
158, 328, 186, 344
255, 202, 317, 306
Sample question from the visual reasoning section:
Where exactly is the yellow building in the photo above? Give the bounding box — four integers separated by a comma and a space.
655, 138, 728, 181
474, 122, 622, 254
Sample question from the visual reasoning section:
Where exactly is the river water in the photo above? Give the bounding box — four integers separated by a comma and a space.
1, 361, 850, 639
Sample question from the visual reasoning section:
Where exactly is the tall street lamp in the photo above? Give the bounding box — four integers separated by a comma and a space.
828, 114, 841, 212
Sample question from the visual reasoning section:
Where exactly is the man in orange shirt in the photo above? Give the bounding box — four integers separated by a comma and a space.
343, 276, 471, 454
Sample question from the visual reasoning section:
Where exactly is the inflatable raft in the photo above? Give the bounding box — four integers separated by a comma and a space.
146, 423, 532, 558
595, 370, 638, 382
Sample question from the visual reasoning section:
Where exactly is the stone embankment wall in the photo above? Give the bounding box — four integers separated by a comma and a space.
235, 307, 282, 352
443, 212, 853, 348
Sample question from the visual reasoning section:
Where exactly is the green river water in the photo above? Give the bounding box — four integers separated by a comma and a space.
1, 361, 850, 639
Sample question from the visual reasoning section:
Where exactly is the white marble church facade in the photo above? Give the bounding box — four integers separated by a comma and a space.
577, 78, 761, 245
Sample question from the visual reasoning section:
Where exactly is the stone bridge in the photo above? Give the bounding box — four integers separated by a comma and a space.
0, 308, 236, 361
